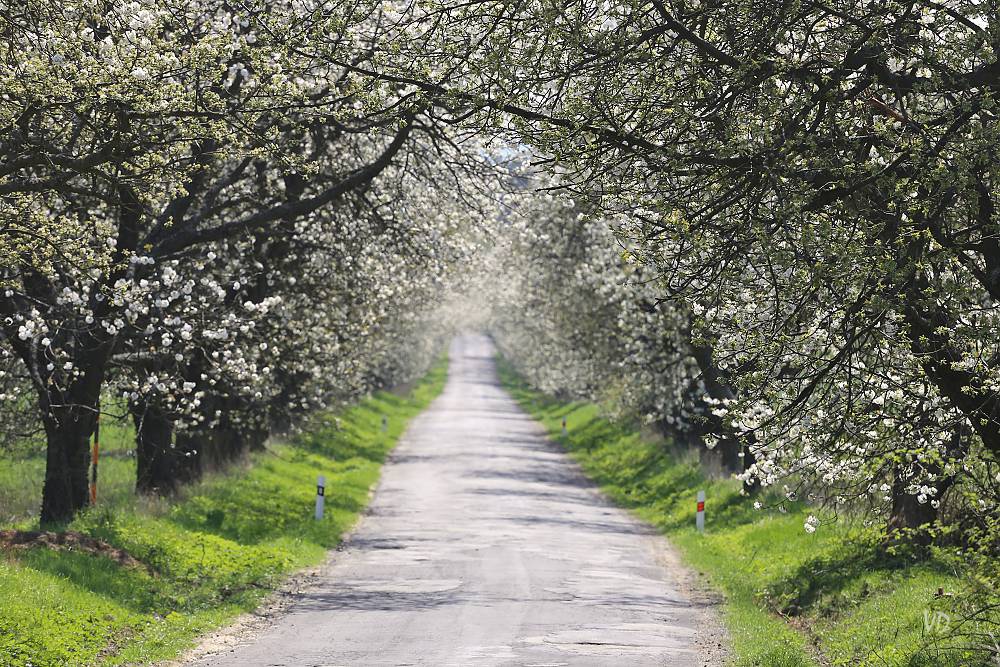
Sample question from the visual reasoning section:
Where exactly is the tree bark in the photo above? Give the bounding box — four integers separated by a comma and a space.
132, 399, 177, 495
36, 349, 109, 524
172, 429, 204, 484
39, 401, 97, 524
244, 425, 268, 452
213, 420, 245, 463
196, 394, 248, 470
886, 474, 939, 536
885, 428, 963, 542
884, 467, 944, 549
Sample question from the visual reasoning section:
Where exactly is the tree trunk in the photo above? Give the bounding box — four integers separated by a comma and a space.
884, 469, 941, 549
9, 186, 133, 524
39, 402, 96, 524
173, 429, 204, 484
170, 420, 247, 483
213, 421, 245, 464
201, 396, 246, 470
741, 442, 758, 493
244, 425, 268, 452
37, 354, 108, 525
717, 436, 742, 472
688, 335, 759, 493
887, 480, 939, 535
885, 429, 963, 544
132, 399, 177, 495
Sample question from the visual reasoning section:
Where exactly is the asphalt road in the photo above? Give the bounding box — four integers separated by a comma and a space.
190, 334, 711, 666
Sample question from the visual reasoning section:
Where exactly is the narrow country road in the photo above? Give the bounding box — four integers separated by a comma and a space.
189, 335, 717, 666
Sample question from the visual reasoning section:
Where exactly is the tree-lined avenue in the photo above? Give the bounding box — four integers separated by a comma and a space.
190, 335, 712, 667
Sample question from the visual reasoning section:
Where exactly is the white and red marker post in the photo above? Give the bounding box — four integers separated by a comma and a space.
315, 474, 326, 520
696, 490, 705, 532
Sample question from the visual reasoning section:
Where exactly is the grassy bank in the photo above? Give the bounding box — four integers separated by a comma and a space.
0, 357, 448, 666
497, 358, 991, 667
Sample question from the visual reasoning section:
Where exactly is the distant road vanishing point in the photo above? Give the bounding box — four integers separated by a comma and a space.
188, 334, 718, 667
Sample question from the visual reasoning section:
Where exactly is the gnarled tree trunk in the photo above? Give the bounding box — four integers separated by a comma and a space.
36, 349, 109, 524
39, 401, 98, 524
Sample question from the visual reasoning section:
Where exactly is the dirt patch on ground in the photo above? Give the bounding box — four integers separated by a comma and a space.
0, 529, 148, 571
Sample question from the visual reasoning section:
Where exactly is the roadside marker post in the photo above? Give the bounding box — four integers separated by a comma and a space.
696, 490, 705, 532
315, 475, 326, 520
381, 415, 388, 433
561, 416, 567, 437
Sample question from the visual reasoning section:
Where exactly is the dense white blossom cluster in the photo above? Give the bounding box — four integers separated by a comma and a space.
427, 0, 999, 536
0, 0, 500, 521
486, 191, 706, 434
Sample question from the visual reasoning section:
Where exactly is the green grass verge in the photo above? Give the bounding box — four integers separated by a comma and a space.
497, 357, 994, 667
0, 357, 448, 666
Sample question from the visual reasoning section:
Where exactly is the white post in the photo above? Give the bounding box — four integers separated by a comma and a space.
696, 490, 705, 532
315, 474, 326, 520
381, 415, 388, 433
561, 416, 567, 437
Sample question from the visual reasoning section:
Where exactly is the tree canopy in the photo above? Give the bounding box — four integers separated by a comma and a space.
1, 0, 998, 655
